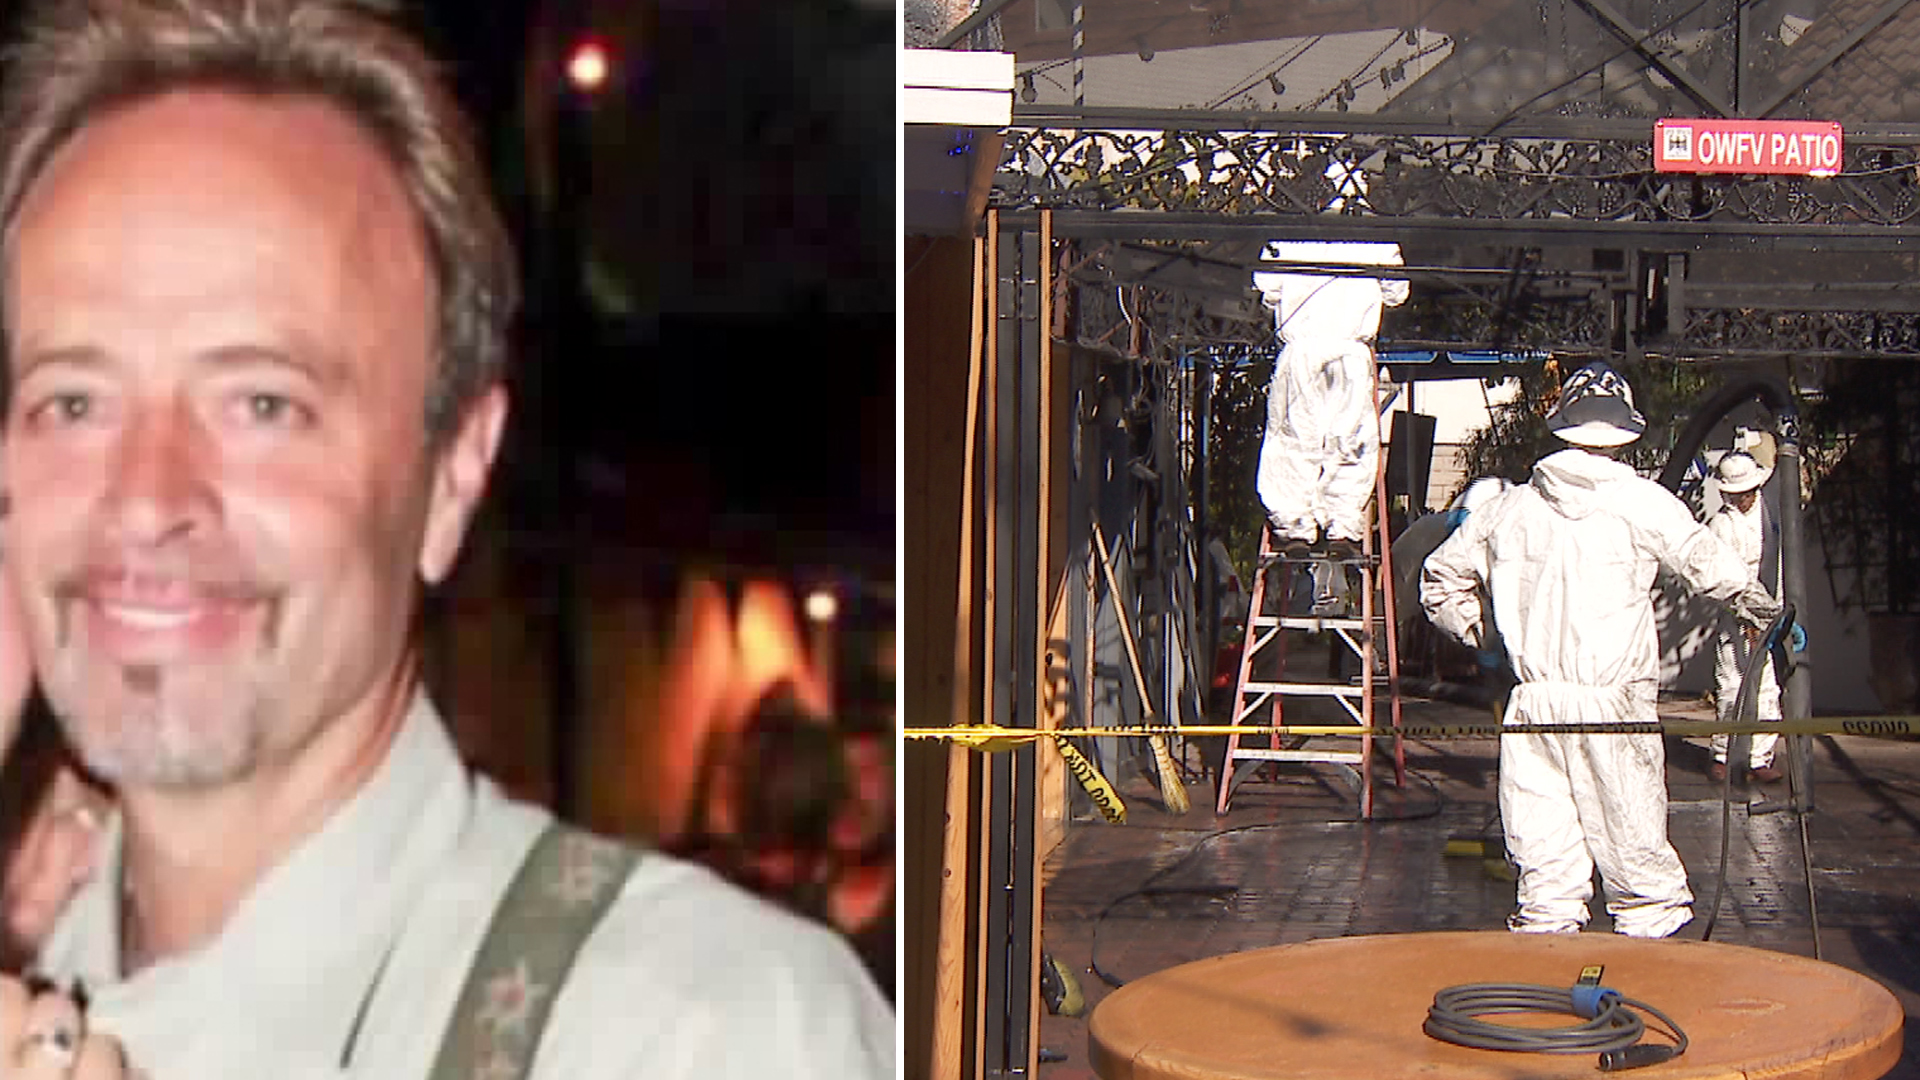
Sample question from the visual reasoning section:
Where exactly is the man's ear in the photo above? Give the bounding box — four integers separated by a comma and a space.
419, 385, 507, 586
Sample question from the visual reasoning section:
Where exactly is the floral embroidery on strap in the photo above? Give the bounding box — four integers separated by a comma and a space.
428, 824, 642, 1080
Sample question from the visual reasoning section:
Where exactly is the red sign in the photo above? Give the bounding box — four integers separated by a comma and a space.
1654, 118, 1843, 176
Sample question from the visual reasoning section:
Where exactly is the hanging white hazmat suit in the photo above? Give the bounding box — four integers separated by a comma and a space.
1420, 448, 1780, 937
1253, 240, 1408, 545
1709, 485, 1782, 769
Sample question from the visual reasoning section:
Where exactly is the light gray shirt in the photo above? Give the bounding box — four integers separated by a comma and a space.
36, 693, 895, 1078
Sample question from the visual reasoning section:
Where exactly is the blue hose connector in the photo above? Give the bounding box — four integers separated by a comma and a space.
1570, 984, 1620, 1019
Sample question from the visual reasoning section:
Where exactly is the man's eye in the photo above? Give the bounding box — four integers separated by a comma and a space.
241, 393, 310, 426
30, 393, 92, 423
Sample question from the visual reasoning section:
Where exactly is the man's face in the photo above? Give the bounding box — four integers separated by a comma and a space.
1728, 487, 1760, 513
1, 91, 500, 790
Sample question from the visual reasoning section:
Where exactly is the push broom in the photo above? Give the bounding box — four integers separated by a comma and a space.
1091, 522, 1191, 814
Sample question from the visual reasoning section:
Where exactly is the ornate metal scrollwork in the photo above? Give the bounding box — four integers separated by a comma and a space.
1675, 309, 1920, 358
997, 128, 1920, 227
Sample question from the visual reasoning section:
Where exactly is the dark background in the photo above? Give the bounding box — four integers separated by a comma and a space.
416, 0, 896, 565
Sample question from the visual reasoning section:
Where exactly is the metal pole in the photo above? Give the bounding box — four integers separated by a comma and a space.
984, 219, 1042, 1079
1405, 380, 1418, 513
1068, 346, 1093, 819
1071, 3, 1085, 111
1195, 355, 1216, 679
1777, 407, 1815, 813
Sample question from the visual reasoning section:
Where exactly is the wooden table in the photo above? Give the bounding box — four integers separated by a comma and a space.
1088, 931, 1903, 1080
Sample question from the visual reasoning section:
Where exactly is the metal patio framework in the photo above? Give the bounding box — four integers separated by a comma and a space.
956, 6, 1920, 1077
1002, 121, 1920, 362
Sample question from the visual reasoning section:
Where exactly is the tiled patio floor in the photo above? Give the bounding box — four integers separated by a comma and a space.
1036, 696, 1920, 1079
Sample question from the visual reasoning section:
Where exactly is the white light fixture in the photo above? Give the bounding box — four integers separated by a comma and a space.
805, 588, 840, 624
905, 49, 1016, 126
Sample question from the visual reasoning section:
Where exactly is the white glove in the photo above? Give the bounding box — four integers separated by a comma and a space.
1734, 588, 1783, 631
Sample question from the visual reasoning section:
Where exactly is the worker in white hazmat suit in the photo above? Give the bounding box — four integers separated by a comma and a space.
1253, 240, 1408, 560
1419, 362, 1781, 937
1392, 476, 1512, 627
1706, 451, 1784, 782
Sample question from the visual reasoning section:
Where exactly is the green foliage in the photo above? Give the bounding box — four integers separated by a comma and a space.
1204, 350, 1273, 583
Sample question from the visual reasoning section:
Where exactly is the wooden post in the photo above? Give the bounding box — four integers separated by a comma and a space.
929, 220, 992, 1080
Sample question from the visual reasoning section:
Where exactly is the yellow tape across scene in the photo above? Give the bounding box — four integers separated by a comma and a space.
1051, 735, 1126, 824
908, 715, 1920, 748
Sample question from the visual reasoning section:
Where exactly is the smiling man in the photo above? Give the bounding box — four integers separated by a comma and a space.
0, 1, 891, 1077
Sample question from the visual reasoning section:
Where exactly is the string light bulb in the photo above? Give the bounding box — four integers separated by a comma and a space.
565, 37, 611, 93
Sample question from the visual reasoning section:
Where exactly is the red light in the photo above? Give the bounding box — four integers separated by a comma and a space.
566, 39, 611, 92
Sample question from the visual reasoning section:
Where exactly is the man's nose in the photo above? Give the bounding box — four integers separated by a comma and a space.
101, 406, 215, 545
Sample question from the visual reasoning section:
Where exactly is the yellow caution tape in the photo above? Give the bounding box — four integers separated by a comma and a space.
1051, 734, 1126, 824
908, 715, 1920, 748
943, 727, 1041, 753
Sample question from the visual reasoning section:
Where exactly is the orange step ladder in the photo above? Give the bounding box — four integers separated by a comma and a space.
1216, 386, 1407, 818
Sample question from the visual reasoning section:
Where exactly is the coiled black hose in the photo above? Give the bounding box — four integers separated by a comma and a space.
1426, 982, 1688, 1070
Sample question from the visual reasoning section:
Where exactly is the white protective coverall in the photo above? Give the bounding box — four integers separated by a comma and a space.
1253, 240, 1409, 544
1709, 493, 1781, 767
1420, 448, 1779, 937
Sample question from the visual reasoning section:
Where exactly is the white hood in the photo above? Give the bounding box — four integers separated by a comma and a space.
1530, 448, 1636, 522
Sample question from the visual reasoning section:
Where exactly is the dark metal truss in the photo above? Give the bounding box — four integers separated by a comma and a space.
1012, 126, 1920, 360
1072, 285, 1920, 362
1062, 240, 1920, 362
1064, 247, 1614, 358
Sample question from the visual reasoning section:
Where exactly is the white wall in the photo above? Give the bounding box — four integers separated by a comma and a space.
1385, 375, 1519, 444
1665, 507, 1879, 715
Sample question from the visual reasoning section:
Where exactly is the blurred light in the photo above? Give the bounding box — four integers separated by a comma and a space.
567, 38, 612, 93
805, 588, 840, 623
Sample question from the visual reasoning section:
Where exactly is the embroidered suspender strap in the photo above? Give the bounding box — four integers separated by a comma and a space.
425, 822, 643, 1080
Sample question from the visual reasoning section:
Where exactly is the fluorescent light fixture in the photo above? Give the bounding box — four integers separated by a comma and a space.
905, 49, 1015, 126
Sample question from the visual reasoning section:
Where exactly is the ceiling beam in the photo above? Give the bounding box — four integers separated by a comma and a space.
999, 211, 1920, 253
1569, 0, 1734, 117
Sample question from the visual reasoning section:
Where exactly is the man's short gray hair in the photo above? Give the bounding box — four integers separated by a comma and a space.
0, 0, 519, 441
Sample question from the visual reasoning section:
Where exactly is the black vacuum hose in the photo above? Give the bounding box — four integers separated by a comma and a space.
1650, 372, 1821, 956
1655, 375, 1797, 496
